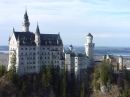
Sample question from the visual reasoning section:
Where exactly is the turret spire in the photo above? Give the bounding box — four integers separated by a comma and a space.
13, 27, 15, 32
35, 22, 40, 35
22, 7, 30, 32
24, 8, 29, 21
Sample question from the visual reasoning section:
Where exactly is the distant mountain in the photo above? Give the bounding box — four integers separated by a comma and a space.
64, 45, 130, 55
0, 46, 9, 51
1, 45, 130, 56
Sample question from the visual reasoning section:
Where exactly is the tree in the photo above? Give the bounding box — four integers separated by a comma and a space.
117, 74, 123, 88
80, 82, 85, 97
8, 53, 18, 84
107, 64, 113, 83
42, 73, 48, 90
122, 89, 130, 97
0, 65, 6, 77
21, 82, 26, 97
33, 75, 37, 90
100, 61, 107, 85
61, 69, 67, 97
94, 66, 100, 81
46, 64, 52, 85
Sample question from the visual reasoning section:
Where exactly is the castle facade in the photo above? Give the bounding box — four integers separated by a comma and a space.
8, 10, 95, 78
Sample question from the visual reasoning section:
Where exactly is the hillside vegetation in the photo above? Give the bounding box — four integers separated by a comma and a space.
0, 61, 130, 97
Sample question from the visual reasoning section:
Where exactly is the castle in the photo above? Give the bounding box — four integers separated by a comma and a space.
8, 10, 95, 79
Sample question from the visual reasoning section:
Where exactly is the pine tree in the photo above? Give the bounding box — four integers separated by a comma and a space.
42, 73, 48, 90
80, 82, 85, 97
33, 75, 37, 90
61, 69, 66, 97
21, 82, 26, 97
46, 64, 52, 85
100, 61, 107, 85
8, 53, 18, 83
0, 65, 6, 77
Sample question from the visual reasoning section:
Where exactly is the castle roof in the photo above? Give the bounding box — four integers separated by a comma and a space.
65, 49, 86, 57
69, 45, 73, 47
87, 33, 93, 37
24, 9, 29, 21
13, 31, 63, 46
35, 23, 40, 35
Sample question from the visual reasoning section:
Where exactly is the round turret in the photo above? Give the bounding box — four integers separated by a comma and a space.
119, 56, 123, 70
35, 23, 40, 35
22, 9, 30, 32
35, 23, 40, 46
69, 45, 73, 52
87, 33, 93, 44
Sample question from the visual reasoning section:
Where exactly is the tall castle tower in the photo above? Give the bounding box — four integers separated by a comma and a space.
35, 23, 41, 73
22, 9, 30, 32
84, 33, 95, 67
119, 56, 123, 70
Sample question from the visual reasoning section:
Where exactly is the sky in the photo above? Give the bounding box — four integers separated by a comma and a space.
1, 0, 130, 47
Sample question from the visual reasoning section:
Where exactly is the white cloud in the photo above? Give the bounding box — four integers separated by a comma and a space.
94, 33, 130, 38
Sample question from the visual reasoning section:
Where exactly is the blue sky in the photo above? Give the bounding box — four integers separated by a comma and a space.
1, 0, 130, 47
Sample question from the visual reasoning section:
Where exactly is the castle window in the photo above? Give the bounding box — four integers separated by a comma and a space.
48, 53, 49, 55
33, 62, 35, 64
21, 53, 23, 55
43, 48, 45, 50
26, 53, 27, 55
48, 57, 49, 59
33, 48, 35, 50
47, 48, 49, 50
45, 53, 46, 55
21, 48, 23, 50
33, 53, 35, 55
25, 48, 27, 50
45, 57, 46, 59
21, 58, 23, 60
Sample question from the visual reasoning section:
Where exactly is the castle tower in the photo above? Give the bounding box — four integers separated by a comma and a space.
35, 23, 41, 73
119, 56, 123, 70
84, 33, 95, 67
69, 45, 73, 52
22, 9, 30, 32
35, 23, 40, 45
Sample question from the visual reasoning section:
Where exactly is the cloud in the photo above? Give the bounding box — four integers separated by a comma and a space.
94, 33, 130, 38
